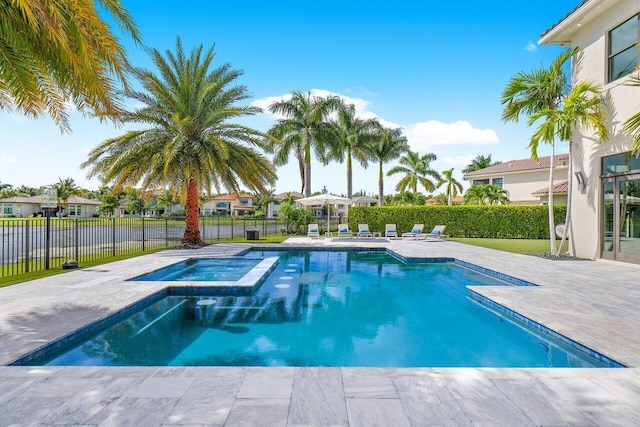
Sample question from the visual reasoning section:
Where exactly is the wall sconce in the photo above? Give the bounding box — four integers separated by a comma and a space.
575, 171, 586, 191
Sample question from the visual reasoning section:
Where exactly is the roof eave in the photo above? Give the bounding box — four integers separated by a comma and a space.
539, 0, 610, 46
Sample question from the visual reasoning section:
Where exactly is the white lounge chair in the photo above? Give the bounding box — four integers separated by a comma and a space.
402, 224, 424, 239
385, 224, 398, 239
357, 224, 373, 238
307, 224, 320, 238
337, 224, 352, 238
424, 225, 448, 240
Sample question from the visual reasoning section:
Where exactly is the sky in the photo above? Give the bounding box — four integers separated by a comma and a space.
0, 0, 582, 197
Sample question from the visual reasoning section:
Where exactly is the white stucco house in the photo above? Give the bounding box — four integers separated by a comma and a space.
540, 0, 640, 263
463, 154, 569, 205
0, 195, 101, 217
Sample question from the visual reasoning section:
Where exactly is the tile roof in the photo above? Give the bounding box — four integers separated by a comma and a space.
540, 0, 590, 38
463, 154, 569, 178
532, 181, 569, 196
210, 193, 253, 201
0, 195, 100, 205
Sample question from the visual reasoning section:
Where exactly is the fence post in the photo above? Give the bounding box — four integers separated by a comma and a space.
112, 218, 116, 257
45, 214, 51, 270
202, 216, 206, 243
165, 218, 169, 248
74, 218, 79, 261
231, 217, 234, 240
217, 215, 220, 241
24, 220, 30, 273
142, 216, 146, 252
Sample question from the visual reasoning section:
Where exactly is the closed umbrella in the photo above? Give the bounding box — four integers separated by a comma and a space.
296, 194, 353, 232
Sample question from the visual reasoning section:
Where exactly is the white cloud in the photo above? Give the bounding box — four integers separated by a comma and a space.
0, 154, 17, 164
405, 120, 500, 151
8, 114, 29, 124
525, 41, 537, 52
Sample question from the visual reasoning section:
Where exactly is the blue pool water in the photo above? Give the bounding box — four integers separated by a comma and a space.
28, 250, 611, 367
130, 258, 260, 282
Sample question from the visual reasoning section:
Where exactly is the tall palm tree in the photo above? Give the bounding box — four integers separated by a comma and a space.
1, 0, 141, 130
623, 74, 640, 154
463, 184, 509, 205
266, 91, 342, 197
501, 48, 608, 255
82, 38, 277, 244
369, 127, 409, 205
157, 189, 175, 216
328, 102, 378, 199
387, 151, 441, 194
462, 154, 501, 174
53, 177, 80, 216
437, 168, 463, 206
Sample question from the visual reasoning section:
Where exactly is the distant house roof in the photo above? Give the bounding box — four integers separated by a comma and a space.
273, 191, 303, 201
532, 181, 569, 196
0, 195, 100, 205
463, 154, 569, 179
352, 196, 378, 203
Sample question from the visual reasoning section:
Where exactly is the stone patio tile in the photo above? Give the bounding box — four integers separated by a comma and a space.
341, 368, 397, 398
236, 367, 294, 399
288, 367, 348, 425
97, 397, 178, 427
43, 377, 141, 425
21, 376, 96, 398
454, 397, 536, 427
392, 371, 472, 426
346, 398, 410, 427
126, 376, 194, 398
0, 396, 67, 426
224, 398, 290, 427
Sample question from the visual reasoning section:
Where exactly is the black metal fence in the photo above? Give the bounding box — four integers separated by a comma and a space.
0, 216, 296, 279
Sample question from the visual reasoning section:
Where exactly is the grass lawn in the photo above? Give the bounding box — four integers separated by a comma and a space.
451, 238, 567, 255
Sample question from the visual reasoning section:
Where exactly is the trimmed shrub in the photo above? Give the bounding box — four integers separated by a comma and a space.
348, 205, 566, 239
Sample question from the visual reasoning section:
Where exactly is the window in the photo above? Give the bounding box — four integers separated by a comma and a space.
68, 205, 81, 216
240, 198, 249, 205
602, 152, 640, 176
3, 205, 13, 215
491, 177, 503, 188
216, 202, 227, 208
472, 179, 489, 186
204, 209, 211, 216
608, 14, 639, 82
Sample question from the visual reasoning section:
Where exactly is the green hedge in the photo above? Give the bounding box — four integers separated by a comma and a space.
348, 205, 567, 239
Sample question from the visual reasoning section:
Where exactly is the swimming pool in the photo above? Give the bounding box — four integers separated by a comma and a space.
21, 250, 619, 367
130, 257, 261, 282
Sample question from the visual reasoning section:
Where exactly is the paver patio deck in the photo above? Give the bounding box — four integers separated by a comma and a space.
0, 238, 639, 426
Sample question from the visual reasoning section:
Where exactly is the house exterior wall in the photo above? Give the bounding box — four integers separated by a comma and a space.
551, 0, 640, 260
468, 168, 568, 205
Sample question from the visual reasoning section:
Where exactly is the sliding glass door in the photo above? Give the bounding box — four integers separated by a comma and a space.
601, 175, 640, 263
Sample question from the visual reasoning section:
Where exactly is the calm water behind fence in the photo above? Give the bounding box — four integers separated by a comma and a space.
0, 216, 294, 279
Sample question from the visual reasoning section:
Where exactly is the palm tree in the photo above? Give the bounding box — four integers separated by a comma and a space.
328, 102, 378, 199
82, 38, 277, 244
266, 91, 342, 197
437, 168, 463, 206
501, 48, 608, 255
387, 151, 441, 194
623, 74, 640, 154
1, 0, 141, 130
157, 190, 175, 216
485, 185, 510, 205
370, 127, 410, 205
53, 177, 80, 216
462, 154, 501, 174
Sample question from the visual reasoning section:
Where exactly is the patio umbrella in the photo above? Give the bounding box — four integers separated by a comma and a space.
296, 194, 353, 232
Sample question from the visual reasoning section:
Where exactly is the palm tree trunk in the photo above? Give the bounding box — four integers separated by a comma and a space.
548, 144, 556, 255
182, 176, 202, 244
297, 153, 305, 195
304, 144, 311, 197
559, 142, 573, 255
378, 161, 384, 206
448, 184, 453, 206
347, 148, 353, 199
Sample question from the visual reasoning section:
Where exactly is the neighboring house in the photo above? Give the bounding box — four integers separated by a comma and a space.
531, 181, 569, 206
267, 191, 303, 218
540, 0, 640, 263
352, 196, 379, 207
463, 154, 569, 205
202, 193, 253, 217
115, 189, 183, 218
0, 195, 101, 217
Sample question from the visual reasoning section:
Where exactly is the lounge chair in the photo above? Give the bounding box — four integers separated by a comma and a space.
402, 224, 424, 239
337, 224, 352, 238
357, 224, 373, 238
424, 225, 448, 240
385, 224, 399, 239
307, 224, 320, 238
